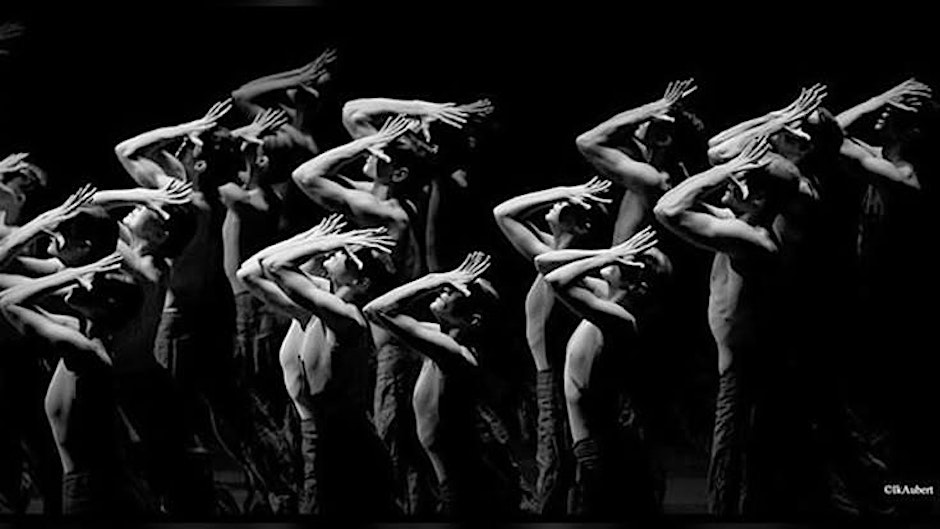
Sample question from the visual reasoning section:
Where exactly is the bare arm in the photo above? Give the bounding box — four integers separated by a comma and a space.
576, 80, 696, 191
840, 137, 920, 189
836, 78, 932, 130
232, 49, 335, 117
654, 140, 778, 257
363, 273, 478, 371
493, 178, 611, 261
260, 230, 392, 335
540, 250, 637, 333
292, 116, 413, 227
342, 98, 468, 139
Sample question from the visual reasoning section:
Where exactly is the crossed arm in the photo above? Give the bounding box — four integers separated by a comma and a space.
363, 273, 479, 372
535, 249, 637, 334
260, 237, 368, 337
0, 259, 117, 369
575, 102, 671, 191
653, 162, 777, 258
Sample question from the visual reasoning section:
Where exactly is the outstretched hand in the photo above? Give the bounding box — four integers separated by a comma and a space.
727, 135, 771, 199
335, 226, 396, 256
146, 181, 194, 220
39, 184, 97, 228
233, 108, 289, 147
610, 226, 658, 262
439, 251, 491, 296
182, 98, 233, 148
456, 98, 495, 120
568, 176, 613, 209
878, 78, 933, 112
73, 252, 124, 292
0, 152, 30, 174
655, 78, 697, 118
775, 84, 827, 125
366, 114, 413, 163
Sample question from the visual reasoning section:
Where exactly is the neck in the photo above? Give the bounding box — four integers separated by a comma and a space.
552, 231, 576, 250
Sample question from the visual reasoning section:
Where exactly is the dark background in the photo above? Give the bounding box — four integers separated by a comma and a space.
2, 3, 938, 511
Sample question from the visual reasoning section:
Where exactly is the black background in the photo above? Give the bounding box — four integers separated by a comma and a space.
1, 2, 938, 509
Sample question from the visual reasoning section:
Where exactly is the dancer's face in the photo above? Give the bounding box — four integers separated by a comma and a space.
545, 202, 591, 238
122, 206, 169, 248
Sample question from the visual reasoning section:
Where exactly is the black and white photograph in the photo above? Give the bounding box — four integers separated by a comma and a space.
0, 2, 938, 524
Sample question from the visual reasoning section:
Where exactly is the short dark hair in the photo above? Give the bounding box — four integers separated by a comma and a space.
152, 203, 198, 258
353, 247, 397, 300
198, 128, 244, 189
57, 207, 118, 266
88, 271, 144, 329
664, 106, 710, 182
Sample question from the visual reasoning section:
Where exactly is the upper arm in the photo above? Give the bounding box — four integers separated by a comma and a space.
365, 310, 478, 372
492, 210, 553, 261
293, 173, 407, 228
576, 138, 669, 191
1, 304, 108, 367
549, 282, 637, 335
841, 138, 919, 189
657, 207, 778, 257
266, 265, 366, 336
114, 148, 177, 189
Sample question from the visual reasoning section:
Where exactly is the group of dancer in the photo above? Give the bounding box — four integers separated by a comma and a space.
0, 42, 936, 518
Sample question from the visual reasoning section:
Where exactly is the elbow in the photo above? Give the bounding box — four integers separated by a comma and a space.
575, 131, 599, 156
652, 200, 680, 225
291, 167, 319, 191
236, 264, 258, 284
706, 146, 727, 166
533, 254, 551, 275
492, 204, 510, 223
114, 143, 131, 160
362, 303, 382, 323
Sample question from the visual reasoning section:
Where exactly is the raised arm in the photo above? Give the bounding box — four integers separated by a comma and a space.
836, 78, 932, 130
342, 97, 470, 139
708, 85, 825, 164
292, 115, 413, 226
840, 137, 920, 189
539, 231, 657, 333
91, 181, 193, 216
114, 100, 232, 188
231, 49, 336, 116
262, 228, 394, 335
493, 177, 611, 261
363, 252, 489, 371
654, 137, 778, 257
576, 79, 696, 191
237, 215, 345, 320
0, 185, 96, 270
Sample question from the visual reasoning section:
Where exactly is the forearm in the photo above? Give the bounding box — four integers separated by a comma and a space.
342, 98, 431, 138
534, 249, 609, 275
836, 97, 883, 130
493, 187, 571, 220
0, 216, 56, 269
543, 252, 616, 290
577, 101, 663, 147
90, 189, 153, 210
232, 75, 305, 108
708, 112, 776, 147
0, 267, 80, 307
114, 125, 189, 159
654, 164, 735, 220
364, 274, 443, 315
292, 136, 374, 185
262, 238, 341, 272
236, 261, 308, 320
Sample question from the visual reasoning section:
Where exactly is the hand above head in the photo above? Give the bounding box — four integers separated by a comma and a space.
233, 108, 289, 146
877, 78, 933, 112
0, 152, 29, 174
610, 225, 658, 259
145, 181, 194, 220
567, 176, 614, 209
304, 213, 348, 239
365, 114, 414, 163
653, 78, 697, 118
439, 251, 491, 296
298, 47, 337, 89
774, 84, 827, 125
38, 184, 97, 227
333, 226, 396, 254
180, 98, 233, 147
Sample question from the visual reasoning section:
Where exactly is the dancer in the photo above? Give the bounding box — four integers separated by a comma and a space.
535, 228, 670, 516
493, 177, 611, 513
